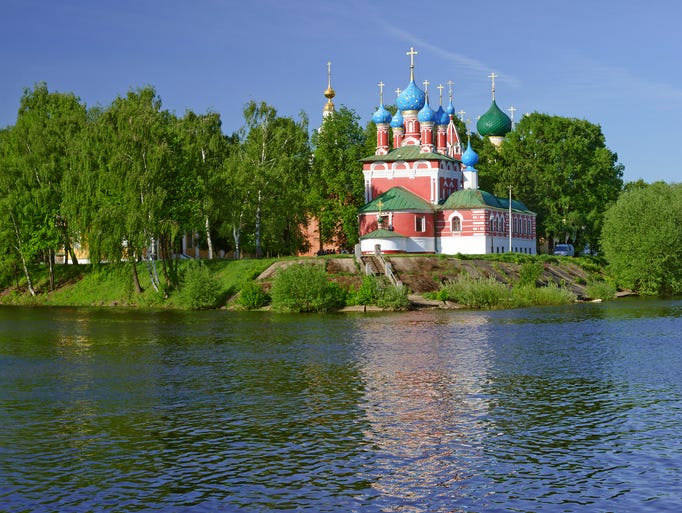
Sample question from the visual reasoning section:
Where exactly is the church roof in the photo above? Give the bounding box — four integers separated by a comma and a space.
360, 228, 408, 240
360, 144, 458, 163
358, 186, 433, 213
440, 188, 534, 213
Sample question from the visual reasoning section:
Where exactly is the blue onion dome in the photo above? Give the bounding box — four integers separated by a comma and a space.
477, 100, 512, 137
390, 109, 404, 128
461, 140, 479, 167
418, 97, 435, 122
444, 99, 455, 117
435, 105, 449, 125
372, 103, 392, 124
396, 80, 426, 111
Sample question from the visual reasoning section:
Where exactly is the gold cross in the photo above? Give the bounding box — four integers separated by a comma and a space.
377, 200, 384, 215
327, 61, 332, 88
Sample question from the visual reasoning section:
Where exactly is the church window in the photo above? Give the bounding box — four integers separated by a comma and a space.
451, 216, 461, 232
415, 216, 426, 233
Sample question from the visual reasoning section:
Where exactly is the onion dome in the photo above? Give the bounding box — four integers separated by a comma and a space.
444, 99, 455, 117
477, 100, 512, 137
461, 140, 479, 167
372, 104, 392, 124
418, 96, 435, 122
396, 80, 426, 111
390, 109, 404, 128
435, 105, 449, 125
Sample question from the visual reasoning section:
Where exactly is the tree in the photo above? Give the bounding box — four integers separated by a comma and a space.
70, 87, 174, 293
309, 106, 366, 250
481, 113, 624, 252
1, 84, 87, 293
228, 101, 310, 258
176, 110, 230, 260
601, 182, 682, 295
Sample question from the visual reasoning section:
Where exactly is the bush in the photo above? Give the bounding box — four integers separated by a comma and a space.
584, 280, 617, 301
270, 263, 346, 313
376, 283, 410, 310
441, 275, 510, 308
238, 281, 269, 310
348, 275, 380, 306
516, 262, 544, 288
510, 283, 576, 307
177, 260, 222, 309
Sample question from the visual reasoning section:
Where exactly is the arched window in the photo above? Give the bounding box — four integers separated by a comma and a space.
451, 216, 461, 232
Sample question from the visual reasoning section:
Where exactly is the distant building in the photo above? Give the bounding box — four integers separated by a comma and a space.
358, 49, 536, 255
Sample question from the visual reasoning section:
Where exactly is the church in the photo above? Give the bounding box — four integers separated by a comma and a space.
356, 49, 537, 255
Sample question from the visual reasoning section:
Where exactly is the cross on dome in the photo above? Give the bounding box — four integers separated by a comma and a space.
378, 81, 385, 104
447, 80, 454, 101
437, 84, 444, 105
406, 47, 418, 80
488, 72, 498, 101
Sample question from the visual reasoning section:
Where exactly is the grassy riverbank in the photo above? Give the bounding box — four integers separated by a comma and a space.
0, 254, 616, 310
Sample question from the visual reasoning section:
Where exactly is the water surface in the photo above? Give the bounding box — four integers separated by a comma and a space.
2, 299, 682, 512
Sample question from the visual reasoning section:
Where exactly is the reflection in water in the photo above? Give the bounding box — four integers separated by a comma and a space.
2, 302, 682, 512
353, 312, 493, 509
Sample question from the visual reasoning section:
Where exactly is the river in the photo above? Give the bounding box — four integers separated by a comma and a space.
2, 299, 682, 512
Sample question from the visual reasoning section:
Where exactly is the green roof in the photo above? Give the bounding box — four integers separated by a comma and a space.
358, 186, 434, 213
360, 228, 407, 240
439, 188, 534, 213
361, 144, 458, 163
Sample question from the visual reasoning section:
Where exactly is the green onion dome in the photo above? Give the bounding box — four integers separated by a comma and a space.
476, 100, 512, 137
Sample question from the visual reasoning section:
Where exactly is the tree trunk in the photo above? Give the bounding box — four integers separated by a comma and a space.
255, 189, 262, 258
48, 249, 55, 291
131, 257, 143, 294
19, 253, 36, 297
205, 216, 213, 260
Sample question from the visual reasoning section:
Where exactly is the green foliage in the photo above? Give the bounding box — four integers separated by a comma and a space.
177, 260, 222, 309
601, 182, 682, 295
481, 113, 623, 252
516, 262, 545, 288
376, 283, 410, 310
310, 107, 366, 249
510, 283, 576, 307
439, 273, 575, 309
237, 281, 269, 310
584, 280, 617, 301
349, 275, 380, 306
441, 275, 510, 309
270, 263, 346, 313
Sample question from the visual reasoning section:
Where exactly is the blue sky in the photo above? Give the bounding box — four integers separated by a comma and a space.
2, 0, 681, 184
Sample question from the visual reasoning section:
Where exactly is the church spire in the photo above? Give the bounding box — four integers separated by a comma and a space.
322, 61, 336, 119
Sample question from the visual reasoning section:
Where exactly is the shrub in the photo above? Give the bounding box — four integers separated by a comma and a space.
238, 281, 269, 310
511, 282, 576, 307
584, 280, 617, 301
516, 262, 545, 288
376, 283, 410, 310
441, 275, 510, 308
349, 275, 380, 306
270, 263, 346, 313
177, 260, 222, 309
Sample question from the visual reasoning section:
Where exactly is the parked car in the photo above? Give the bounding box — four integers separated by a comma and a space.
553, 243, 575, 257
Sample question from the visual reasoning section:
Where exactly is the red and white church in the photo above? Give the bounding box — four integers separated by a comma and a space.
357, 49, 537, 255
